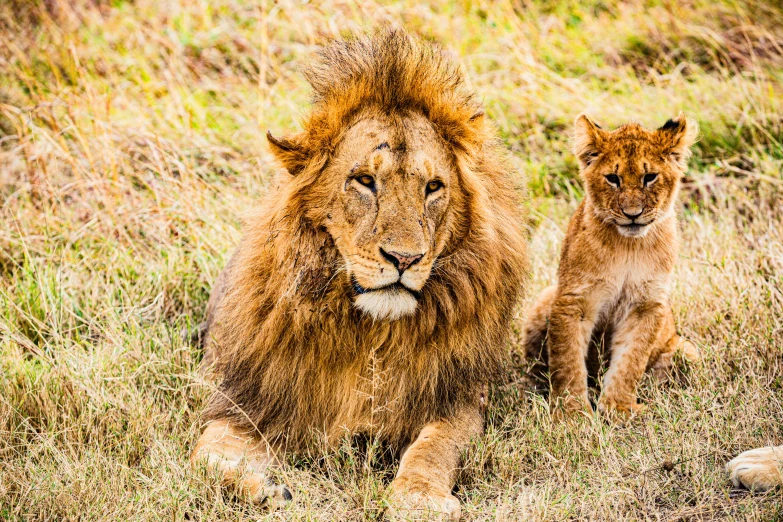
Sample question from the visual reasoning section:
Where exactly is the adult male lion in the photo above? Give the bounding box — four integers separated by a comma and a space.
191, 30, 529, 519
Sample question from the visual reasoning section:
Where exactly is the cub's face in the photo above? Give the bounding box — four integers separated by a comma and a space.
574, 114, 698, 238
296, 113, 462, 321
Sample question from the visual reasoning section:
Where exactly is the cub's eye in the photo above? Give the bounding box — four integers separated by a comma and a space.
426, 180, 444, 195
605, 174, 620, 187
644, 173, 658, 186
356, 175, 375, 190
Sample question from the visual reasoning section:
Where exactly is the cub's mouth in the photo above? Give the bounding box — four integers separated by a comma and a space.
350, 277, 421, 321
617, 221, 652, 237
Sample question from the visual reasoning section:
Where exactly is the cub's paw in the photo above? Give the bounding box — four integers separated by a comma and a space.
596, 396, 645, 421
386, 478, 460, 521
678, 338, 700, 363
550, 395, 592, 423
727, 446, 783, 492
650, 338, 700, 381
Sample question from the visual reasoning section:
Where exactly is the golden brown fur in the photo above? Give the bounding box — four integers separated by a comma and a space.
191, 30, 529, 519
523, 113, 699, 419
727, 446, 783, 492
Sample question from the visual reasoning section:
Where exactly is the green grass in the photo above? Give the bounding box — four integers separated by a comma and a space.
1, 0, 782, 520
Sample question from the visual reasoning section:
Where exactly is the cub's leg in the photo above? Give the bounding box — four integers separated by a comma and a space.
727, 445, 783, 492
387, 399, 483, 521
647, 307, 699, 379
522, 285, 557, 377
547, 292, 596, 417
191, 419, 291, 506
598, 300, 667, 417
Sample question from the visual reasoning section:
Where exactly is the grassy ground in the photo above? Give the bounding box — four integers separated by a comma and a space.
1, 0, 782, 520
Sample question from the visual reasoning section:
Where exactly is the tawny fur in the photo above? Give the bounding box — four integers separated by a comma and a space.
727, 445, 783, 492
191, 30, 529, 518
523, 113, 699, 419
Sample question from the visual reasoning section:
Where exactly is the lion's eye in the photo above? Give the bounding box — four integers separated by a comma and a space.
426, 180, 444, 195
605, 174, 620, 187
356, 175, 375, 190
644, 173, 658, 186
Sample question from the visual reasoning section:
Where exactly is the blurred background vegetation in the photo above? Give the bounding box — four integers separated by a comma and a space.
3, 0, 783, 201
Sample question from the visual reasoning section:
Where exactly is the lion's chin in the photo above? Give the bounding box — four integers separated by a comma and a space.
354, 288, 418, 321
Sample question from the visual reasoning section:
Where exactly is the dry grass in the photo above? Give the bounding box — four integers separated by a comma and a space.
1, 0, 782, 520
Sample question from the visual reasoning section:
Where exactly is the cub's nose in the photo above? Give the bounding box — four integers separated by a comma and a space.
380, 248, 423, 274
622, 208, 643, 219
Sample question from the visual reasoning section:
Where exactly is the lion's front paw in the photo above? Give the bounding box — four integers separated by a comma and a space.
596, 396, 645, 421
387, 478, 461, 521
245, 475, 293, 509
727, 446, 783, 492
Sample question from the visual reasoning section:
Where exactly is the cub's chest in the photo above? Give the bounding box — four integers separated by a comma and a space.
599, 251, 674, 310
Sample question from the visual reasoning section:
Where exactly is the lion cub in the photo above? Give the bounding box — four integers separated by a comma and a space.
524, 113, 699, 418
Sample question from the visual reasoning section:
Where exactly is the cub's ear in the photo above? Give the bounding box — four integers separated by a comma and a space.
573, 114, 605, 168
267, 131, 309, 175
657, 112, 699, 168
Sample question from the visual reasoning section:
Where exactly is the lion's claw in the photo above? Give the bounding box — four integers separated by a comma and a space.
251, 479, 293, 508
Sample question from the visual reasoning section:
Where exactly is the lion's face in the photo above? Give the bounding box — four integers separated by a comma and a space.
583, 136, 679, 239
316, 113, 461, 320
574, 115, 697, 238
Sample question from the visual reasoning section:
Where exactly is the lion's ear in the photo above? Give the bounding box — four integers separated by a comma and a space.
656, 112, 698, 168
573, 114, 605, 168
267, 131, 309, 175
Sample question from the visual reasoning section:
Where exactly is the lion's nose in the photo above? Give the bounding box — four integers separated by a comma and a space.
622, 208, 643, 219
380, 248, 423, 274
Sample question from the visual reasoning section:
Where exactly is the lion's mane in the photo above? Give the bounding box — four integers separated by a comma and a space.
203, 30, 529, 450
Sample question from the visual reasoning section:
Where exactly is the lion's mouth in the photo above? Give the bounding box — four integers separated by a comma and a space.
619, 223, 647, 231
351, 278, 422, 300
